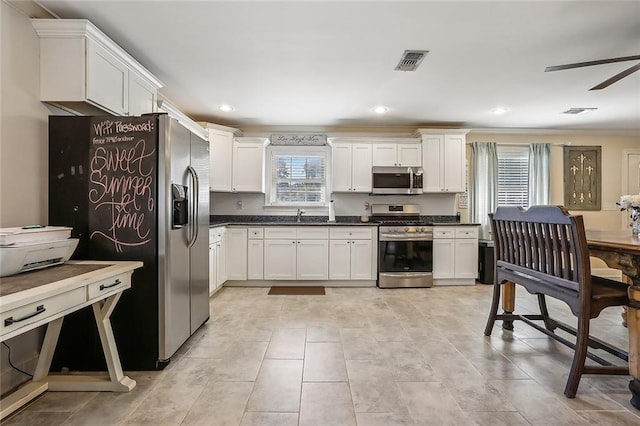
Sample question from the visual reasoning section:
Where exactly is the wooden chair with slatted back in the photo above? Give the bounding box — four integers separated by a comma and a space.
484, 205, 629, 398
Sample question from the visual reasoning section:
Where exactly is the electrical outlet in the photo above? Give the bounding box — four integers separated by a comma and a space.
236, 200, 243, 210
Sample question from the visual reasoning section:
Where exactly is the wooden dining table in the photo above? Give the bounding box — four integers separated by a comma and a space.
586, 230, 640, 409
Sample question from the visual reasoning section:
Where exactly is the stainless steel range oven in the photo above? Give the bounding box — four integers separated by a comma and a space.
373, 204, 434, 288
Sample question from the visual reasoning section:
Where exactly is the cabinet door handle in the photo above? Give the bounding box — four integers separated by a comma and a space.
5, 305, 46, 326
100, 279, 122, 291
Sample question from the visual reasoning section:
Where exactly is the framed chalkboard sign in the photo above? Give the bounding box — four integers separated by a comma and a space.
563, 146, 601, 210
88, 117, 157, 253
270, 134, 327, 146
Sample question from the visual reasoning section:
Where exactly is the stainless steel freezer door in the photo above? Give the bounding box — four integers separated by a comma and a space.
189, 131, 210, 332
159, 117, 192, 361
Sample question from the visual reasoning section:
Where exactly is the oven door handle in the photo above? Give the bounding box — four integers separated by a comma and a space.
379, 234, 433, 241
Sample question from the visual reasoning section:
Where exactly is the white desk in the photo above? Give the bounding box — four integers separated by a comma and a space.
0, 260, 143, 420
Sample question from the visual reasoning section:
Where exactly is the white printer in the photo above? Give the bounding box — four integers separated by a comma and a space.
0, 226, 78, 277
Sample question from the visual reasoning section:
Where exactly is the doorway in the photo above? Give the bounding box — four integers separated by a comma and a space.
622, 150, 640, 229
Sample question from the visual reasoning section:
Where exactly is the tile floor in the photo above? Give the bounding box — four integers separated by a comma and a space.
4, 284, 640, 425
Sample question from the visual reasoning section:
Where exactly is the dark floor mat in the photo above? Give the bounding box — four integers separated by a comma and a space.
268, 286, 325, 295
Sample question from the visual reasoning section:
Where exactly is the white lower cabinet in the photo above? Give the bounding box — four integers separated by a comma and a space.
433, 226, 479, 285
247, 228, 264, 280
454, 238, 479, 279
226, 228, 247, 280
263, 227, 329, 280
328, 227, 374, 280
433, 238, 455, 279
222, 225, 376, 285
209, 226, 227, 294
297, 240, 329, 280
264, 239, 298, 280
209, 243, 216, 294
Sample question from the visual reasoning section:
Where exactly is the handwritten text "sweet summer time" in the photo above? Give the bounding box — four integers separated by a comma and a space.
89, 137, 156, 252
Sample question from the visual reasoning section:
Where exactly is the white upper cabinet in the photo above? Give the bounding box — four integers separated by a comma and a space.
31, 19, 162, 116
331, 142, 372, 193
418, 129, 469, 193
372, 144, 397, 166
128, 73, 158, 116
397, 144, 423, 167
232, 138, 267, 192
209, 127, 234, 191
372, 141, 422, 167
208, 126, 267, 193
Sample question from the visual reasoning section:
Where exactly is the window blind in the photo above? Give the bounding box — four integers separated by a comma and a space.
497, 147, 529, 207
270, 153, 326, 204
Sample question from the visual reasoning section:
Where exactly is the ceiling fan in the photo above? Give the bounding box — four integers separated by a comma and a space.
545, 55, 640, 90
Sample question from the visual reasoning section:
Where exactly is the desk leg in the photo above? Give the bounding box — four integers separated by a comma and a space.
33, 317, 64, 381
628, 286, 640, 409
46, 292, 135, 392
0, 320, 61, 420
502, 281, 516, 331
92, 293, 135, 391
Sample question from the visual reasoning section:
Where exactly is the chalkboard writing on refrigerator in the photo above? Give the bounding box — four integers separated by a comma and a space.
88, 117, 157, 253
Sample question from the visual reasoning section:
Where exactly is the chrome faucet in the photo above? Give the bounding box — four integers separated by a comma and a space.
296, 208, 305, 222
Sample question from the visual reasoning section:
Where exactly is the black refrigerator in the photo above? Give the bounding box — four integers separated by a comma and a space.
49, 113, 209, 370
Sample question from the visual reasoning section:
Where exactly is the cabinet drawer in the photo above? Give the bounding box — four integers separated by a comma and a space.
210, 226, 225, 242
248, 227, 264, 239
455, 227, 479, 239
329, 227, 372, 240
264, 227, 297, 239
296, 227, 329, 240
87, 273, 131, 300
1, 287, 85, 337
433, 227, 456, 238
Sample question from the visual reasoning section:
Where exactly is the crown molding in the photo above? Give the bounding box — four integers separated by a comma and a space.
467, 127, 640, 136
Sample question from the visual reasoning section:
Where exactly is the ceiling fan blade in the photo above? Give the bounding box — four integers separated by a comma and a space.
545, 55, 640, 72
589, 62, 640, 90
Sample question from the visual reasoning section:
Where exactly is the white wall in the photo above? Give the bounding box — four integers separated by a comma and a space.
0, 0, 51, 395
465, 131, 640, 230
0, 1, 53, 227
210, 192, 457, 218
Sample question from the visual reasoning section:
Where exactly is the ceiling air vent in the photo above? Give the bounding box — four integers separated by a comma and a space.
563, 107, 598, 115
395, 50, 429, 71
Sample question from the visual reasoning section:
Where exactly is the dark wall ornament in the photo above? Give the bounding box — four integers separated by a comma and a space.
270, 134, 327, 146
563, 146, 601, 210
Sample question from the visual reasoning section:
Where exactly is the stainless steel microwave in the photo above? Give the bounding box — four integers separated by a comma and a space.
371, 166, 424, 195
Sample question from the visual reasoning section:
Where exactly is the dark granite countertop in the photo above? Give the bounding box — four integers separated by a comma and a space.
210, 215, 375, 227
210, 215, 473, 228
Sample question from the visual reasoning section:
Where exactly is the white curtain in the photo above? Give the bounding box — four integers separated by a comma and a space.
470, 142, 498, 240
528, 143, 551, 205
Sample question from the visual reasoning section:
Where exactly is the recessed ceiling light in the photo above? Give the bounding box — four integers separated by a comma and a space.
373, 105, 389, 114
563, 107, 597, 115
491, 107, 510, 115
219, 104, 233, 112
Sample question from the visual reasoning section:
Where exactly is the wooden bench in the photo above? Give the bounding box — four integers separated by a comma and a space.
484, 205, 629, 398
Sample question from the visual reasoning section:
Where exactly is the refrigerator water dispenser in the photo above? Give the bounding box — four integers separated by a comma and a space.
172, 184, 188, 228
